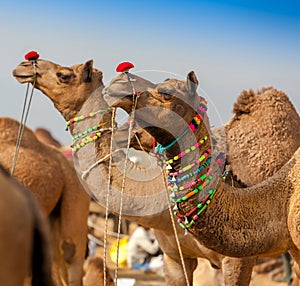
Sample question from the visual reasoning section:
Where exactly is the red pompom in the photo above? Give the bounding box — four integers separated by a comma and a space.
116, 62, 134, 72
24, 51, 39, 61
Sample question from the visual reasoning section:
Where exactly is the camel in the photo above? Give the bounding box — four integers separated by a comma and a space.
0, 163, 53, 286
0, 117, 90, 286
13, 58, 300, 286
104, 70, 300, 284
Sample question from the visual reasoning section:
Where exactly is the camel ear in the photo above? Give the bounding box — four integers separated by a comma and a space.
82, 60, 94, 82
187, 71, 198, 95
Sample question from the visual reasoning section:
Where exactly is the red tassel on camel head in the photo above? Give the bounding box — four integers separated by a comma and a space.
24, 51, 39, 61
116, 61, 134, 73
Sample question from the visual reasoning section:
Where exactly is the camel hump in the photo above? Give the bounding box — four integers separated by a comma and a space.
232, 86, 297, 118
0, 117, 41, 147
232, 88, 257, 116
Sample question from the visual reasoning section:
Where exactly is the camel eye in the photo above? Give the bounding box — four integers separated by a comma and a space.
161, 92, 173, 100
57, 72, 73, 83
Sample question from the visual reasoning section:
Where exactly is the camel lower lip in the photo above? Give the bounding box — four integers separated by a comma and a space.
13, 75, 34, 83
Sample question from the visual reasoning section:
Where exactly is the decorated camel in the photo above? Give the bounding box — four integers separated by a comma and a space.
0, 117, 90, 286
13, 57, 300, 285
0, 164, 53, 286
105, 70, 300, 284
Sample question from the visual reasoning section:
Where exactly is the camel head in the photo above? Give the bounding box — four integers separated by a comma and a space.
103, 72, 156, 113
114, 72, 201, 147
13, 59, 103, 119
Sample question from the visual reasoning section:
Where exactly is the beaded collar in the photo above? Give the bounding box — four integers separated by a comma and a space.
155, 97, 226, 234
166, 148, 225, 234
66, 107, 112, 127
154, 97, 207, 155
65, 108, 113, 152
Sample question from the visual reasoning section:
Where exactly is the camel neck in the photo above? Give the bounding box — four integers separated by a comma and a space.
150, 99, 222, 234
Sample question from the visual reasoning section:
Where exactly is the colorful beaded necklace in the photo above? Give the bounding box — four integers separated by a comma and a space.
71, 128, 112, 152
154, 97, 207, 155
157, 97, 224, 234
65, 108, 113, 152
66, 107, 112, 127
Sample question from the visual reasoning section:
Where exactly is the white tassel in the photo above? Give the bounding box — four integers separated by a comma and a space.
184, 216, 189, 224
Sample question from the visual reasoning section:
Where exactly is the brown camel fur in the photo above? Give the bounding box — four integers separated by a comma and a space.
0, 117, 90, 286
83, 257, 115, 286
13, 59, 299, 286
225, 86, 300, 186
0, 164, 53, 286
106, 70, 300, 285
35, 127, 63, 149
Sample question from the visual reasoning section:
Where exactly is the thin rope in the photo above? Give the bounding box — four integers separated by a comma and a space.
11, 63, 37, 176
132, 132, 155, 167
114, 73, 138, 284
103, 108, 116, 286
81, 148, 122, 180
162, 172, 191, 286
134, 132, 146, 152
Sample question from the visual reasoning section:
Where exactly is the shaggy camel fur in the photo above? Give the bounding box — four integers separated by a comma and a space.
0, 164, 53, 286
13, 59, 300, 286
0, 117, 90, 286
225, 87, 300, 186
106, 70, 300, 284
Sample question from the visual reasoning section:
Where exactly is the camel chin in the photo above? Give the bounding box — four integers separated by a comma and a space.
105, 93, 133, 110
13, 75, 33, 84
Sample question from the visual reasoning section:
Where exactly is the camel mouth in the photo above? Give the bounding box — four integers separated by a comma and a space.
12, 68, 35, 84
13, 74, 35, 84
104, 93, 134, 111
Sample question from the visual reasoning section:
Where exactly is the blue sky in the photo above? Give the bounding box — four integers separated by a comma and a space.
1, 0, 299, 145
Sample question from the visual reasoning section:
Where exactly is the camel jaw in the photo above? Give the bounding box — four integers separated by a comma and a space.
13, 73, 35, 84
103, 93, 134, 113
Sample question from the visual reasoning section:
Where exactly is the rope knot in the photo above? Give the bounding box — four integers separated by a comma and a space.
154, 143, 165, 155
